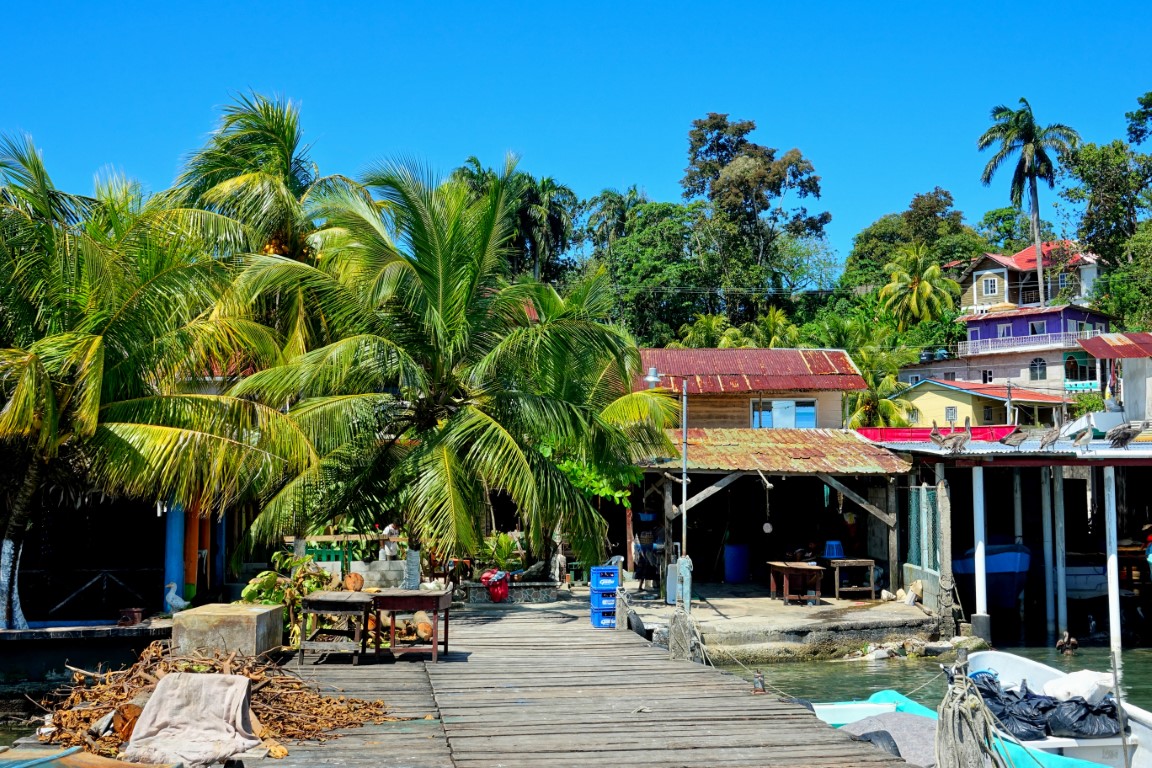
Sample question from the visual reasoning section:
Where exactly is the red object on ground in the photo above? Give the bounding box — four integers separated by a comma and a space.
480, 569, 509, 602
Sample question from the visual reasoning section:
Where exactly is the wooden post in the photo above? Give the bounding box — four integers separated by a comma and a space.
1013, 468, 1023, 544
938, 479, 955, 632
1041, 467, 1056, 640
1104, 466, 1123, 664
886, 480, 899, 592
1054, 466, 1068, 635
919, 484, 930, 569
625, 506, 634, 573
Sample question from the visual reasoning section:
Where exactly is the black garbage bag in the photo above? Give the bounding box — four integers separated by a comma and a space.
1047, 696, 1123, 739
994, 687, 1051, 742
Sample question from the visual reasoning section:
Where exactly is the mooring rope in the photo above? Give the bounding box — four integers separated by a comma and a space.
936, 670, 1018, 768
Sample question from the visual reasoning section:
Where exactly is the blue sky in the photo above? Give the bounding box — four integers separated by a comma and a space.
3, 1, 1149, 259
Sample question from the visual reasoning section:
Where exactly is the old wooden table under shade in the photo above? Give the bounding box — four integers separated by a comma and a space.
371, 588, 452, 662
298, 591, 373, 665
825, 558, 877, 599
766, 561, 825, 604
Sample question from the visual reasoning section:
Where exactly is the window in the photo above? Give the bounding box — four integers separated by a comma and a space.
969, 329, 980, 341
998, 324, 1012, 338
942, 372, 956, 381
751, 399, 817, 429
908, 409, 919, 424
1030, 358, 1048, 380
1065, 355, 1092, 382
982, 277, 998, 296
1030, 320, 1047, 335
944, 406, 958, 423
908, 374, 921, 384
1058, 273, 1069, 289
984, 405, 994, 423
982, 370, 994, 384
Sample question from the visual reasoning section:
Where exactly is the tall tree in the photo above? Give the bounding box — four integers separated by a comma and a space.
978, 98, 1080, 305
878, 243, 961, 331
844, 345, 919, 427
1061, 140, 1152, 267
586, 185, 647, 257
232, 160, 673, 569
0, 136, 306, 628
681, 113, 830, 267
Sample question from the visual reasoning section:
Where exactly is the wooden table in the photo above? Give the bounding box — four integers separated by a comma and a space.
371, 588, 452, 662
824, 558, 876, 599
766, 561, 825, 604
299, 591, 373, 665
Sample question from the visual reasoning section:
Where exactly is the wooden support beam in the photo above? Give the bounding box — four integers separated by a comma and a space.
667, 472, 744, 520
817, 473, 895, 527
662, 471, 690, 485
643, 479, 664, 500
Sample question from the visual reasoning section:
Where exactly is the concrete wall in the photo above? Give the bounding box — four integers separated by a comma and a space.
686, 390, 845, 429
902, 349, 1104, 403
903, 564, 941, 611
965, 307, 1107, 340
1123, 358, 1152, 420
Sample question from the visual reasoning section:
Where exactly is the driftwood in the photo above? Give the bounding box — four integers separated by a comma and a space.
40, 641, 399, 757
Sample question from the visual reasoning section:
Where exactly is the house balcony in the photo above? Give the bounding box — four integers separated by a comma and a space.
956, 329, 1102, 357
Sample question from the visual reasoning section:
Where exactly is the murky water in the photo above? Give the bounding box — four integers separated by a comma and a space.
724, 647, 1152, 710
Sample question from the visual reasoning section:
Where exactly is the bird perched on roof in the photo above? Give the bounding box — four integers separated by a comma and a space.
1073, 426, 1092, 453
1107, 420, 1146, 449
164, 582, 190, 613
1039, 419, 1063, 451
930, 420, 945, 446
1056, 630, 1078, 655
941, 416, 972, 454
998, 426, 1028, 451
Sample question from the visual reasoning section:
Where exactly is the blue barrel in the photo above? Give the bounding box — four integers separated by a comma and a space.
724, 544, 750, 584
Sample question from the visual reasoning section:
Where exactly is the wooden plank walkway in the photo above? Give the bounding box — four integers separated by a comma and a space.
280, 606, 905, 768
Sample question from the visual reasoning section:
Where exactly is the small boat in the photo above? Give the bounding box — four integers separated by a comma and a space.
0, 746, 179, 767
953, 542, 1031, 611
969, 650, 1152, 767
813, 689, 1100, 767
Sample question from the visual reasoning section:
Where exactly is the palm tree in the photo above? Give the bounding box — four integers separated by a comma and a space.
587, 185, 648, 256
521, 175, 577, 281
879, 243, 961, 330
742, 306, 799, 348
176, 92, 362, 356
844, 345, 919, 427
671, 313, 735, 348
978, 98, 1080, 305
230, 160, 673, 573
0, 136, 309, 628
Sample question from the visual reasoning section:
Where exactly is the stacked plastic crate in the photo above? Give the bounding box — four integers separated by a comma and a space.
589, 566, 619, 629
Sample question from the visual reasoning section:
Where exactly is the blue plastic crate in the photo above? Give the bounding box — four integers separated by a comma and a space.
590, 590, 616, 610
590, 566, 620, 590
590, 608, 616, 629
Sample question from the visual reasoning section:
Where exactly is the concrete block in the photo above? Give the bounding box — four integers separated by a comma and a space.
173, 603, 283, 656
350, 560, 405, 588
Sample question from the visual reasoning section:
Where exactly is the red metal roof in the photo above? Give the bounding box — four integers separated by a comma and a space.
1077, 332, 1152, 359
955, 303, 1106, 323
857, 426, 1020, 442
642, 428, 909, 474
988, 241, 1094, 271
909, 378, 1066, 405
637, 348, 866, 394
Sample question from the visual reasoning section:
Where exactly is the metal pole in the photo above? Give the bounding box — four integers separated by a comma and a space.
1054, 466, 1068, 635
1041, 467, 1056, 640
681, 380, 688, 556
971, 466, 991, 642
1104, 466, 1123, 664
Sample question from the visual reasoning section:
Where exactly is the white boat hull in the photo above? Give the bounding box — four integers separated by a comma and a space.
970, 650, 1152, 768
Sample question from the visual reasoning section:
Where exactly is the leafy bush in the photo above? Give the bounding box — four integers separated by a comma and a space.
1071, 393, 1106, 419
240, 551, 332, 645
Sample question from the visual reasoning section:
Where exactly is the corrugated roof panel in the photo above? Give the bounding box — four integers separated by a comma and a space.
642, 428, 910, 475
637, 348, 866, 393
1077, 333, 1152, 359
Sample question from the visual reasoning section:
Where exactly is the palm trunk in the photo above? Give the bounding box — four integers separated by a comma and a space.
1030, 179, 1045, 307
0, 461, 40, 630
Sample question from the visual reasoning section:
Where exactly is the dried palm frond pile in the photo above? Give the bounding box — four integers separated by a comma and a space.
40, 641, 398, 757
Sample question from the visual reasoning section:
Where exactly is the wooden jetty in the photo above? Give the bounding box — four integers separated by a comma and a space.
281, 606, 905, 768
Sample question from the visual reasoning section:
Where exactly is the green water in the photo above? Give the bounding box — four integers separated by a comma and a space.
727, 647, 1152, 710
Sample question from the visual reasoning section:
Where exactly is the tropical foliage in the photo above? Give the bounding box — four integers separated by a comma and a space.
879, 243, 961, 330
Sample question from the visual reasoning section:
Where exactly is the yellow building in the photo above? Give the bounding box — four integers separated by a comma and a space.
899, 378, 1064, 427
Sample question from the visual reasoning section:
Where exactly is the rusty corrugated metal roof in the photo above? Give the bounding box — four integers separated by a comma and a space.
637, 348, 866, 394
641, 428, 910, 474
1077, 332, 1152, 359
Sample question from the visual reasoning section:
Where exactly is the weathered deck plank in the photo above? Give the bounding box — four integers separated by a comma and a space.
277, 607, 905, 768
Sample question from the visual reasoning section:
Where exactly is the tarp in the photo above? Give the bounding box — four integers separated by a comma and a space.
121, 672, 260, 767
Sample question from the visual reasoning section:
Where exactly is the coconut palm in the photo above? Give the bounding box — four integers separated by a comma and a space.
230, 159, 673, 572
844, 344, 919, 427
587, 185, 648, 256
742, 306, 799, 348
978, 98, 1080, 306
0, 136, 310, 628
520, 175, 577, 281
176, 92, 362, 356
671, 313, 735, 348
879, 243, 961, 330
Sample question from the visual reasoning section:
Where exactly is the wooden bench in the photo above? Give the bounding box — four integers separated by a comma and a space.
766, 561, 825, 604
298, 591, 372, 665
